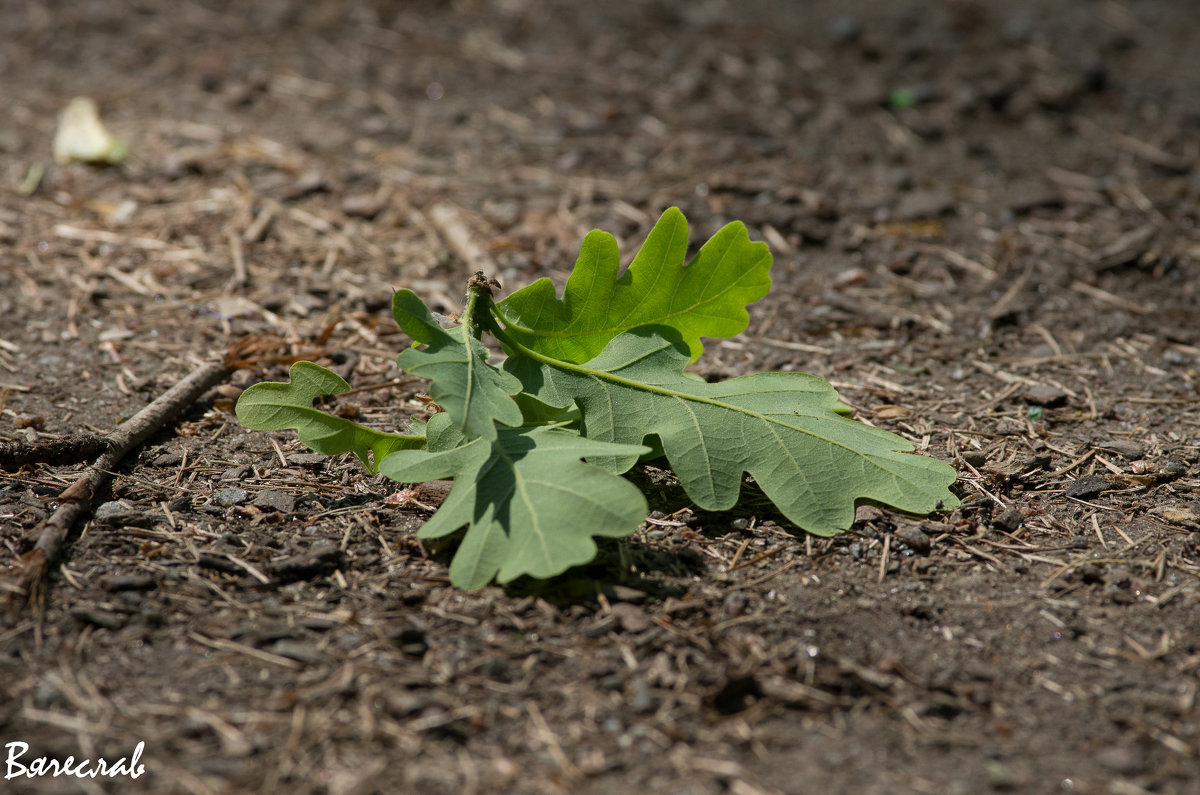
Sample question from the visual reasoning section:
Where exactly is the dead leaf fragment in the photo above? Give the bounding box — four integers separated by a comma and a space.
1149, 505, 1200, 527
872, 405, 910, 419
53, 97, 129, 165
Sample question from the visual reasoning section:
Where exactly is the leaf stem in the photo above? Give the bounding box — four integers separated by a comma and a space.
463, 285, 484, 342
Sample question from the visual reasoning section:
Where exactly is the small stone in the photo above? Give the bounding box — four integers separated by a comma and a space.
894, 526, 932, 555
1064, 475, 1113, 500
992, 507, 1024, 534
609, 603, 653, 633
384, 691, 428, 718
116, 591, 144, 607
721, 590, 750, 618
893, 190, 955, 221
1093, 744, 1145, 775
268, 544, 343, 583
151, 452, 183, 467
287, 453, 326, 467
343, 192, 388, 219
962, 451, 988, 468
220, 465, 250, 481
1160, 460, 1187, 480
335, 632, 363, 650
94, 500, 136, 525
608, 585, 648, 603
1020, 385, 1069, 407
1092, 438, 1145, 459
213, 486, 250, 506
854, 505, 886, 524
252, 489, 295, 513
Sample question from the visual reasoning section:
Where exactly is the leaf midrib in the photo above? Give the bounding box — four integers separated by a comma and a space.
500, 329, 943, 496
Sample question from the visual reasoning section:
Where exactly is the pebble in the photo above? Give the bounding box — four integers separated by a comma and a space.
854, 505, 886, 524
287, 453, 327, 467
992, 507, 1024, 534
1064, 475, 1113, 500
342, 192, 388, 219
213, 486, 250, 506
721, 590, 750, 618
894, 526, 932, 555
116, 591, 144, 607
1020, 384, 1069, 407
151, 452, 183, 467
961, 451, 988, 468
252, 489, 296, 513
383, 691, 428, 718
610, 602, 653, 633
1160, 460, 1187, 480
1093, 744, 1145, 775
1092, 438, 1145, 459
220, 465, 250, 481
93, 500, 136, 524
608, 585, 648, 603
893, 190, 955, 221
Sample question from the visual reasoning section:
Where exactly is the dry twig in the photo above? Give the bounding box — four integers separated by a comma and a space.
3, 353, 241, 618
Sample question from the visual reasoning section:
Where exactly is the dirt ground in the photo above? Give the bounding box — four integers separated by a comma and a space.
2, 1, 1199, 793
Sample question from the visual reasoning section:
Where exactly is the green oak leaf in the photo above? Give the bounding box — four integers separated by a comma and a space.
503, 327, 959, 536
392, 289, 523, 440
235, 361, 424, 473
493, 207, 771, 364
378, 414, 649, 590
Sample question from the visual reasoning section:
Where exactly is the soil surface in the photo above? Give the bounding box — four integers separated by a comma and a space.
2, 1, 1200, 793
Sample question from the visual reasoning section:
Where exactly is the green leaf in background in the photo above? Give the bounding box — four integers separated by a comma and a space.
379, 415, 649, 589
494, 207, 771, 364
235, 361, 424, 473
392, 289, 523, 440
503, 327, 960, 536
